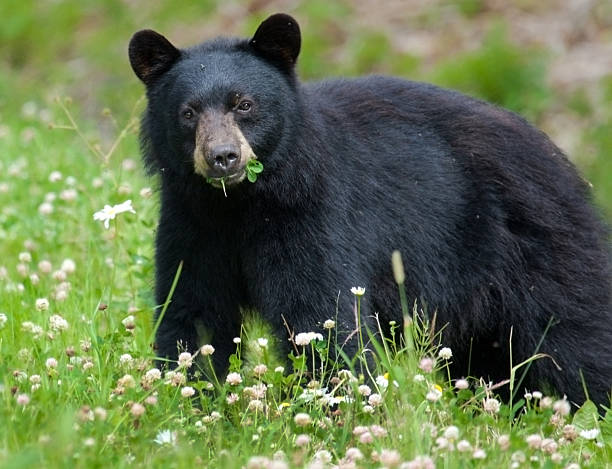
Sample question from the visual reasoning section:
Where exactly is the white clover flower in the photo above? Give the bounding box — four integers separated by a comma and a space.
38, 202, 54, 215
350, 286, 365, 296
60, 259, 76, 274
362, 404, 375, 414
295, 332, 323, 346
93, 200, 136, 229
274, 366, 284, 374
295, 434, 310, 447
498, 434, 511, 451
553, 399, 571, 416
294, 413, 312, 426
457, 440, 472, 452
358, 384, 371, 396
438, 347, 453, 360
226, 393, 239, 405
257, 337, 268, 348
16, 393, 30, 406
253, 364, 267, 377
121, 315, 135, 330
119, 353, 134, 368
60, 189, 77, 202
419, 357, 435, 373
579, 428, 600, 440
139, 187, 153, 199
426, 388, 442, 402
368, 393, 383, 407
226, 372, 242, 386
181, 386, 196, 398
525, 434, 542, 449
154, 430, 177, 446
35, 298, 49, 311
233, 337, 241, 344
0, 313, 7, 329
375, 375, 389, 389
444, 426, 460, 440
472, 448, 486, 459
49, 314, 69, 332
18, 252, 32, 263
48, 171, 62, 182
413, 373, 426, 382
532, 391, 543, 400
45, 357, 58, 369
130, 402, 145, 417
177, 352, 193, 368
455, 378, 469, 390
144, 368, 162, 383
345, 447, 364, 461
483, 397, 501, 414
200, 344, 215, 356
323, 319, 335, 329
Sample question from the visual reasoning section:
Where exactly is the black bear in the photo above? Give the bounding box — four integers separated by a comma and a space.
129, 13, 612, 406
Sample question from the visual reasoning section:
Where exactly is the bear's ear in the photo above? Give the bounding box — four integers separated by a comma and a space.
129, 30, 181, 86
249, 13, 301, 71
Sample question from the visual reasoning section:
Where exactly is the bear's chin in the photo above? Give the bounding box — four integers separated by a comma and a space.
205, 170, 246, 189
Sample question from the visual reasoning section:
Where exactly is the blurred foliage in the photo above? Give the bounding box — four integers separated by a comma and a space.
0, 0, 610, 218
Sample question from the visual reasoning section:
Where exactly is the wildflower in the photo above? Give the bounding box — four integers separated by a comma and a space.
359, 432, 373, 444
233, 337, 241, 344
379, 449, 401, 467
154, 429, 177, 446
18, 252, 32, 263
60, 189, 77, 202
345, 447, 364, 461
553, 399, 571, 416
403, 455, 435, 469
121, 315, 136, 330
526, 434, 542, 449
144, 368, 162, 385
498, 434, 510, 450
579, 428, 600, 440
375, 374, 389, 389
253, 364, 267, 377
362, 405, 374, 414
181, 386, 196, 398
247, 399, 264, 412
274, 366, 285, 374
313, 450, 332, 463
295, 434, 310, 447
370, 425, 387, 437
226, 372, 242, 386
457, 440, 472, 452
541, 438, 558, 454
164, 370, 186, 387
413, 373, 425, 382
35, 298, 50, 311
419, 357, 434, 373
93, 200, 136, 229
177, 352, 193, 368
294, 332, 323, 346
16, 393, 30, 406
29, 273, 40, 285
257, 337, 268, 348
323, 319, 335, 329
94, 407, 108, 420
49, 314, 69, 332
0, 313, 7, 329
472, 448, 486, 459
130, 402, 145, 417
438, 347, 452, 360
455, 378, 469, 390
60, 259, 76, 274
532, 391, 543, 400
48, 170, 62, 182
117, 374, 136, 389
368, 393, 383, 407
444, 426, 460, 440
483, 397, 501, 414
139, 187, 153, 198
540, 396, 553, 409
200, 344, 215, 356
38, 202, 54, 215
83, 437, 95, 447
426, 387, 442, 402
294, 413, 312, 426
353, 426, 369, 436
45, 357, 58, 369
358, 384, 371, 396
38, 260, 52, 274
350, 286, 365, 296
562, 424, 578, 441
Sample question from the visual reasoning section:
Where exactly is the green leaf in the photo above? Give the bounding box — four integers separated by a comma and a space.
572, 400, 599, 430
247, 172, 257, 183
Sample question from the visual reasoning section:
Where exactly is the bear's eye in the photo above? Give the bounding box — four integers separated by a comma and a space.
182, 109, 194, 120
236, 100, 252, 113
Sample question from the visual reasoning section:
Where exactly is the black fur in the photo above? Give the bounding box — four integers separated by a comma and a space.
129, 14, 612, 406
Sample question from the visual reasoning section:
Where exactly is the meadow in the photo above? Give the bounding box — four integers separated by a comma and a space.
1, 1, 611, 467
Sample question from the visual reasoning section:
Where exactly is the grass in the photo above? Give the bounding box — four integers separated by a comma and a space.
1, 1, 611, 467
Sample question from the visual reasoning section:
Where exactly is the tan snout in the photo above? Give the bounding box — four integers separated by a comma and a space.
193, 111, 256, 185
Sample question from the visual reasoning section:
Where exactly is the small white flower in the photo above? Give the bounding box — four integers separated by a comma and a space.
362, 404, 375, 414
154, 429, 177, 446
60, 259, 76, 274
48, 314, 69, 332
139, 187, 153, 198
177, 352, 193, 368
233, 337, 241, 344
60, 188, 77, 202
294, 413, 312, 426
483, 397, 501, 414
200, 344, 215, 356
350, 286, 365, 296
181, 386, 196, 398
358, 384, 371, 396
226, 372, 242, 386
438, 347, 453, 360
525, 434, 542, 449
257, 337, 268, 348
253, 364, 267, 377
45, 357, 58, 369
472, 448, 486, 459
119, 353, 134, 368
295, 332, 323, 346
16, 393, 30, 406
48, 171, 62, 182
368, 393, 383, 407
295, 434, 310, 447
444, 426, 460, 440
18, 252, 32, 263
323, 319, 335, 329
35, 298, 49, 311
375, 375, 389, 389
579, 428, 600, 440
455, 378, 469, 390
130, 402, 145, 417
144, 368, 161, 383
457, 440, 472, 452
38, 202, 54, 215
426, 388, 442, 402
532, 391, 543, 400
121, 315, 135, 330
274, 366, 285, 374
0, 313, 7, 329
93, 200, 136, 229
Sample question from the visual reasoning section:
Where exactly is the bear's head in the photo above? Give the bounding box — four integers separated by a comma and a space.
129, 14, 302, 190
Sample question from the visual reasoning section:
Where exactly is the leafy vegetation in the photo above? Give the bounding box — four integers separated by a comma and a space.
0, 1, 611, 467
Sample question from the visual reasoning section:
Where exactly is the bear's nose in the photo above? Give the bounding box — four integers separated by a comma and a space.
206, 144, 240, 174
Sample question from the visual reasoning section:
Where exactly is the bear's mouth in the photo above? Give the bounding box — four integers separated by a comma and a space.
207, 170, 246, 189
